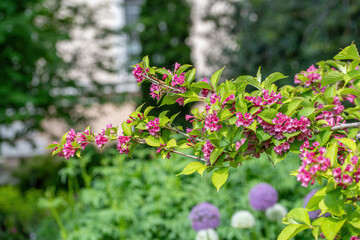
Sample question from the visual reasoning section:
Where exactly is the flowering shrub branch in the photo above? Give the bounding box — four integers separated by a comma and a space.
49, 43, 360, 239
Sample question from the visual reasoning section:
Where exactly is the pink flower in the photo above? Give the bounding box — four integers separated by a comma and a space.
171, 73, 185, 86
236, 112, 254, 127
204, 112, 222, 132
95, 134, 108, 148
132, 64, 145, 83
117, 136, 131, 154
150, 84, 161, 100
202, 140, 215, 162
146, 118, 160, 136
351, 156, 359, 165
176, 97, 185, 106
63, 140, 77, 159
210, 93, 221, 104
174, 62, 181, 72
66, 129, 76, 141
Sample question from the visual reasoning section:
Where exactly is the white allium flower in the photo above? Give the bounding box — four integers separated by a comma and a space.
231, 210, 256, 229
265, 203, 288, 221
196, 229, 219, 240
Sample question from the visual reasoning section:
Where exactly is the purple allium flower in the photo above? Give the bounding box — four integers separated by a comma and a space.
303, 189, 330, 219
189, 202, 220, 231
248, 183, 278, 210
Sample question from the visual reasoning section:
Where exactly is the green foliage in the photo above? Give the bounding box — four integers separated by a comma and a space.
205, 0, 360, 82
41, 148, 316, 240
0, 185, 46, 239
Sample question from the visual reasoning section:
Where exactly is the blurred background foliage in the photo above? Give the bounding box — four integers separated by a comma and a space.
2, 0, 360, 239
0, 0, 122, 146
205, 0, 360, 84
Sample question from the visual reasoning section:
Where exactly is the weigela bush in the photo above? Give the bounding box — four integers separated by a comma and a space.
49, 43, 360, 239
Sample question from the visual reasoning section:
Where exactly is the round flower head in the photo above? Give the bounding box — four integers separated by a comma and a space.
195, 229, 219, 240
189, 202, 220, 231
248, 183, 278, 210
265, 203, 288, 221
231, 210, 255, 229
303, 189, 330, 219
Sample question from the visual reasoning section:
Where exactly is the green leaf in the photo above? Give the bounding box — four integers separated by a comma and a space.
144, 136, 160, 147
191, 81, 213, 90
144, 106, 154, 117
142, 55, 149, 69
167, 139, 177, 148
338, 138, 357, 154
337, 88, 358, 96
161, 94, 178, 106
176, 64, 192, 75
257, 108, 278, 123
176, 162, 205, 176
185, 68, 196, 83
277, 224, 309, 240
235, 95, 248, 113
298, 107, 316, 117
210, 147, 224, 165
325, 142, 338, 166
46, 143, 58, 149
234, 75, 261, 90
306, 187, 326, 211
334, 43, 360, 62
286, 208, 311, 226
323, 190, 346, 216
321, 217, 346, 240
211, 67, 225, 91
286, 99, 303, 117
155, 68, 171, 75
262, 72, 288, 89
122, 122, 132, 136
315, 130, 332, 146
256, 66, 262, 83
211, 168, 229, 192
321, 71, 344, 86
219, 109, 233, 121
169, 112, 180, 124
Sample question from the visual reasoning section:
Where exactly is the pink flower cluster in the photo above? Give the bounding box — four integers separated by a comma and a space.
210, 93, 221, 105
297, 147, 331, 187
332, 156, 360, 188
146, 118, 160, 136
245, 89, 282, 107
258, 113, 312, 141
95, 134, 108, 148
202, 140, 215, 162
54, 128, 92, 159
171, 73, 185, 86
273, 142, 290, 155
150, 83, 162, 100
132, 64, 147, 83
204, 112, 222, 132
76, 130, 90, 149
117, 136, 131, 154
294, 65, 322, 87
332, 96, 345, 115
235, 112, 254, 127
351, 236, 360, 240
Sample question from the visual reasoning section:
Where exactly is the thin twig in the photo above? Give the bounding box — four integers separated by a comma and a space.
331, 122, 360, 131
163, 125, 204, 142
171, 149, 206, 162
141, 73, 207, 100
